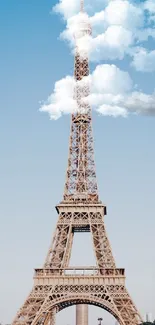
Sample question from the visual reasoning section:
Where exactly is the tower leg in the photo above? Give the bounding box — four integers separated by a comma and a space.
76, 305, 88, 325
49, 308, 56, 325
43, 308, 56, 325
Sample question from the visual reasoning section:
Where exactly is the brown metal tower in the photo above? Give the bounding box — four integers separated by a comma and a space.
12, 1, 143, 325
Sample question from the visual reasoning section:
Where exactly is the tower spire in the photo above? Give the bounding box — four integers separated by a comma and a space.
80, 0, 84, 12
63, 6, 98, 203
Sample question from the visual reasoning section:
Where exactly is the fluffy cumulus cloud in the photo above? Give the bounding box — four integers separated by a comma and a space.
40, 0, 155, 120
53, 0, 80, 20
40, 64, 155, 119
104, 0, 144, 29
144, 0, 155, 14
61, 13, 133, 61
54, 0, 155, 65
91, 64, 132, 94
131, 47, 155, 72
60, 12, 92, 58
90, 25, 133, 61
40, 76, 77, 120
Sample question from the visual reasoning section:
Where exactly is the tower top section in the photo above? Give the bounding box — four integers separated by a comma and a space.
80, 0, 84, 12
74, 1, 91, 50
74, 12, 91, 42
62, 0, 99, 204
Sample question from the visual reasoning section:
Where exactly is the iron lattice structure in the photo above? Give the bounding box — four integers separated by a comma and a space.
12, 2, 143, 325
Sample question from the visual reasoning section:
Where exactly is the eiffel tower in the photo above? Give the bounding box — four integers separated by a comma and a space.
12, 1, 143, 325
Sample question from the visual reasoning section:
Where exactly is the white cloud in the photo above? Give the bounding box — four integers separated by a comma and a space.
97, 104, 128, 117
104, 0, 144, 29
144, 0, 155, 14
90, 10, 105, 26
91, 64, 132, 94
125, 91, 155, 115
90, 25, 133, 61
54, 0, 155, 65
40, 76, 77, 120
54, 0, 145, 25
61, 12, 133, 61
40, 64, 155, 119
134, 28, 155, 42
53, 0, 108, 19
46, 0, 155, 120
60, 12, 92, 58
60, 13, 83, 47
53, 0, 80, 20
131, 48, 155, 72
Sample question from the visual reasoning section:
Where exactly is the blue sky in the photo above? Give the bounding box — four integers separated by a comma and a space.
0, 0, 155, 324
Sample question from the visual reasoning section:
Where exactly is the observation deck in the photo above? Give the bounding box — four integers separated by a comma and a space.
34, 267, 125, 286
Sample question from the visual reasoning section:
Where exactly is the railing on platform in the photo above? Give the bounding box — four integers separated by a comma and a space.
34, 267, 125, 277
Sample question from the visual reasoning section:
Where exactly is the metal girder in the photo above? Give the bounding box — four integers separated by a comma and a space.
12, 280, 142, 325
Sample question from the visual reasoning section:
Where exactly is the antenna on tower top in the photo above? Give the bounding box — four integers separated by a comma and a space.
80, 0, 84, 12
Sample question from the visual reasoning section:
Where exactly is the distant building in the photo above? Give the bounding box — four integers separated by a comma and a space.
146, 313, 153, 322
